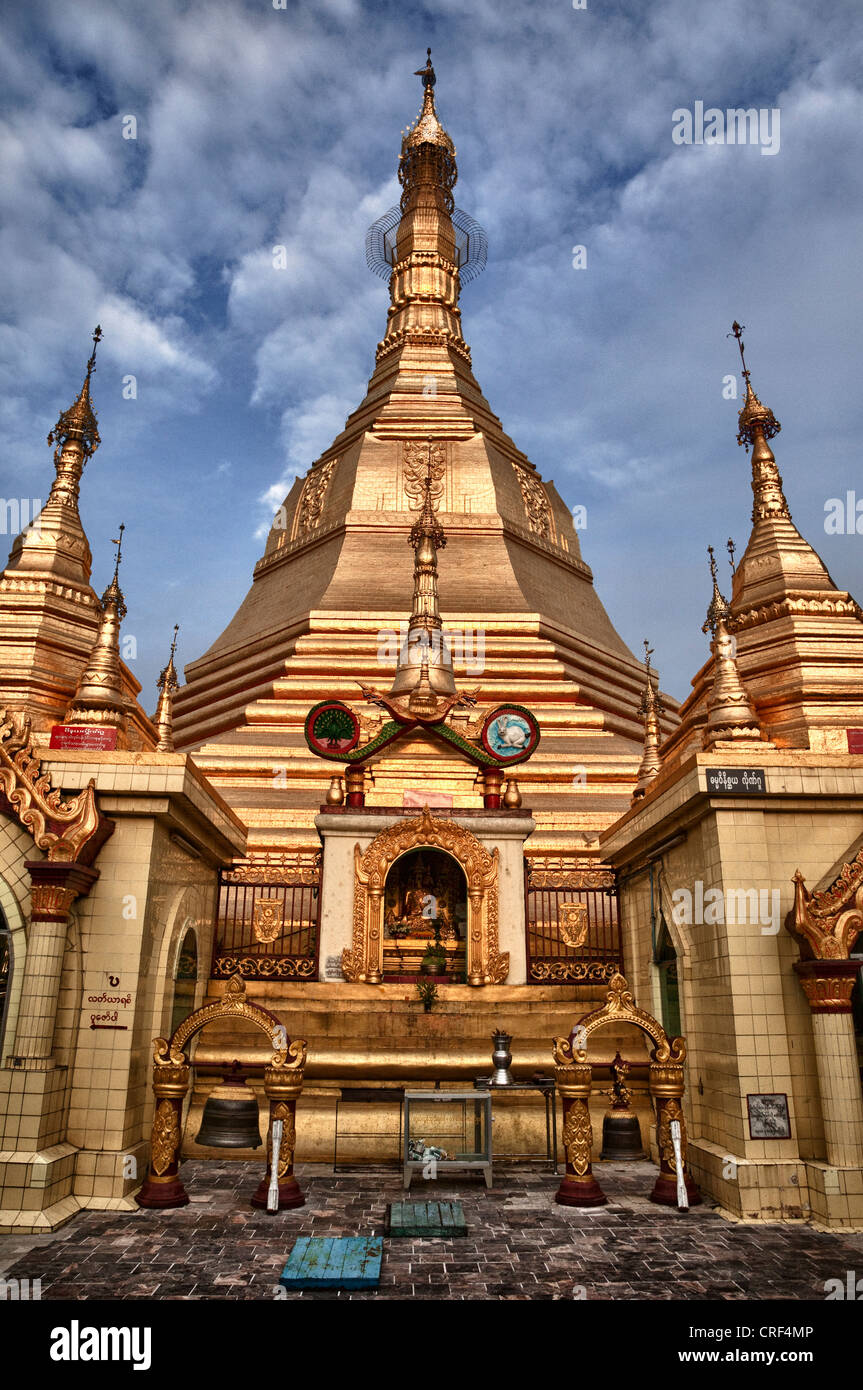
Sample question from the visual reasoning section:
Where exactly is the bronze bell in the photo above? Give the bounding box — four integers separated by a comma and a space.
600, 1110, 647, 1160
195, 1069, 262, 1149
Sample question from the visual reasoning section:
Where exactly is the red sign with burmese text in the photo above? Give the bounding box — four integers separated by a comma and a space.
49, 725, 118, 751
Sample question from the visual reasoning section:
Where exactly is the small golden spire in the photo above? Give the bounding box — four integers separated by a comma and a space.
632, 639, 663, 800
153, 623, 180, 752
46, 326, 103, 506
388, 439, 457, 713
701, 546, 763, 749
404, 48, 454, 155
65, 524, 129, 741
728, 321, 790, 523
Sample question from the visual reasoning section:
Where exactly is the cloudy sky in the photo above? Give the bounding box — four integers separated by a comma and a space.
2, 0, 862, 706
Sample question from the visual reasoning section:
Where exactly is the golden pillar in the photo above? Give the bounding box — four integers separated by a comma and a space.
136, 1062, 191, 1209
251, 1059, 306, 1210
10, 862, 99, 1066
794, 960, 863, 1169
553, 1039, 607, 1207
789, 869, 863, 1169
648, 1060, 701, 1206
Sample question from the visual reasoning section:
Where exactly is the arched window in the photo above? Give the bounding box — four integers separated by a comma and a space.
170, 926, 198, 1036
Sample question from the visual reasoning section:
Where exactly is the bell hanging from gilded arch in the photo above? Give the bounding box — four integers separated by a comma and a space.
195, 1069, 263, 1150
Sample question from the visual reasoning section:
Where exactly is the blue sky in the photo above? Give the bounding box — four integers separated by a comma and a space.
1, 0, 862, 708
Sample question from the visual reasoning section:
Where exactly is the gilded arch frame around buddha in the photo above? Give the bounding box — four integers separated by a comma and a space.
342, 806, 508, 987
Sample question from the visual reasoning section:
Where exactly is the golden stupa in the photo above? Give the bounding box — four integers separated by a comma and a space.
172, 53, 668, 858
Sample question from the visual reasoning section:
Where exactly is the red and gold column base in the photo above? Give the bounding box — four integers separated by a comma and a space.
555, 1173, 608, 1207
135, 1173, 190, 1209
250, 1174, 305, 1211
649, 1172, 702, 1207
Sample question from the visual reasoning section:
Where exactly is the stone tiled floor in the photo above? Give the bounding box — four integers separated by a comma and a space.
2, 1161, 863, 1300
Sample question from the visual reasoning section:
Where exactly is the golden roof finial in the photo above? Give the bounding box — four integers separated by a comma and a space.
701, 544, 764, 749
632, 638, 663, 800
65, 525, 129, 741
729, 320, 782, 452
728, 321, 790, 522
47, 324, 103, 468
702, 544, 731, 635
726, 536, 736, 579
402, 46, 454, 158
154, 623, 180, 752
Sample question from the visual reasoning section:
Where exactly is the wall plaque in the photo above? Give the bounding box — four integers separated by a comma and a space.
50, 725, 118, 751
705, 768, 766, 795
746, 1093, 791, 1140
324, 955, 344, 981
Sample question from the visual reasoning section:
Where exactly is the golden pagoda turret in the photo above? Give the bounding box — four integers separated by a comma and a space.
632, 640, 663, 800
65, 525, 129, 746
701, 546, 764, 749
725, 321, 863, 748
153, 624, 180, 752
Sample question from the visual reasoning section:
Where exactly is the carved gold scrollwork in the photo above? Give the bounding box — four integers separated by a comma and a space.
151, 1099, 181, 1176
0, 707, 103, 860
253, 898, 284, 943
559, 901, 588, 948
294, 460, 336, 539
512, 463, 553, 540
563, 1099, 593, 1177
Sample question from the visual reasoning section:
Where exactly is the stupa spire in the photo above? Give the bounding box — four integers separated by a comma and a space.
65, 524, 129, 742
2, 327, 102, 591
729, 321, 790, 523
632, 640, 663, 800
702, 545, 764, 749
153, 624, 180, 752
388, 440, 457, 716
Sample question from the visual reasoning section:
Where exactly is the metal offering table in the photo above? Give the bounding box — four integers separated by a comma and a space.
403, 1089, 492, 1190
474, 1076, 558, 1171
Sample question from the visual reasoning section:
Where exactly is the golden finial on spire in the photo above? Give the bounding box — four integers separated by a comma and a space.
64, 525, 129, 742
632, 639, 663, 800
728, 320, 782, 453
728, 322, 790, 522
701, 544, 764, 749
703, 544, 731, 635
402, 46, 454, 160
726, 536, 736, 579
47, 325, 103, 467
154, 623, 180, 752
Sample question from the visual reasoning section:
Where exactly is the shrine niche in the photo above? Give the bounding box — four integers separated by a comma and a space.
343, 806, 507, 987
383, 847, 468, 981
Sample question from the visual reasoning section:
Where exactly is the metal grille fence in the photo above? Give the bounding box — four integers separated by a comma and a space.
525, 857, 621, 984
211, 853, 321, 982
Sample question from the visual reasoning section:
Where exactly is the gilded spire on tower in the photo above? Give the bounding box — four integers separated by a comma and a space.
701, 545, 764, 749
729, 321, 790, 522
46, 325, 103, 508
388, 440, 457, 717
153, 624, 180, 752
632, 640, 663, 800
65, 524, 129, 743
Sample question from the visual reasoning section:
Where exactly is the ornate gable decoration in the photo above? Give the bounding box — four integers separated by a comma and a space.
0, 708, 106, 862
789, 862, 863, 960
